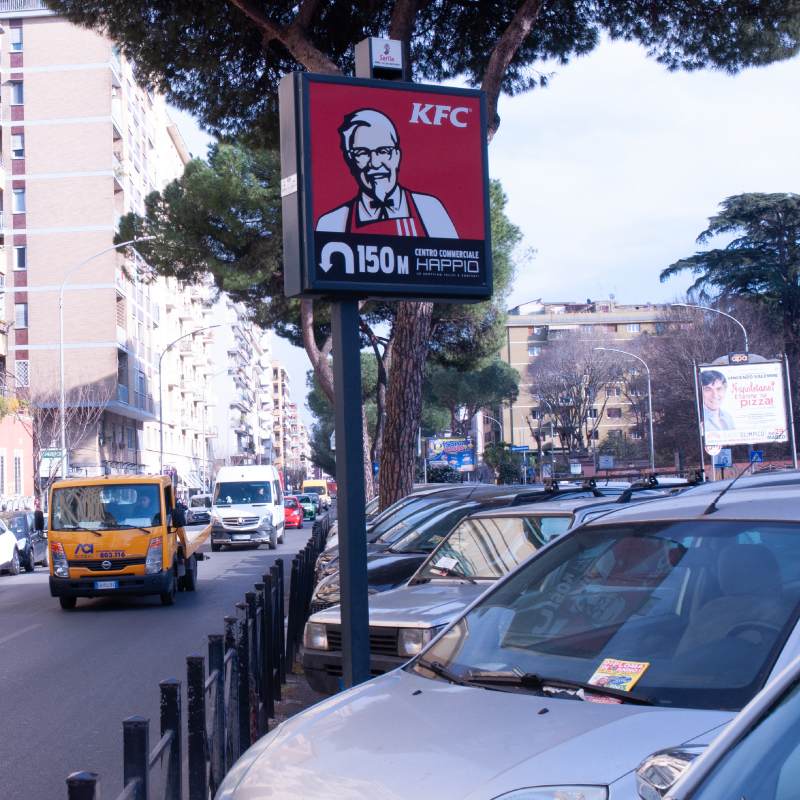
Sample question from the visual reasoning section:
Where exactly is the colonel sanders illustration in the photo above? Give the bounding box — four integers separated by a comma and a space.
316, 108, 459, 238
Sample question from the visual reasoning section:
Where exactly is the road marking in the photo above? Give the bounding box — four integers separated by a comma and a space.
0, 623, 43, 645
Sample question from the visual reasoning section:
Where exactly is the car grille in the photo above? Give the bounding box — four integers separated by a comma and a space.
325, 665, 386, 679
222, 517, 260, 527
310, 600, 333, 614
326, 628, 398, 657
68, 557, 146, 572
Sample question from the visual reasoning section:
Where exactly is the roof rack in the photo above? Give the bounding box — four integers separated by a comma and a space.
510, 478, 606, 507
615, 470, 705, 503
603, 469, 705, 486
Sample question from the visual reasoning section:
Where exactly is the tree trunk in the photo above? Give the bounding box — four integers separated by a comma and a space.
379, 301, 433, 510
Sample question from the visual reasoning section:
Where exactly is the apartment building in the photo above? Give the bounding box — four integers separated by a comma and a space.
0, 4, 207, 487
270, 361, 292, 468
208, 296, 274, 479
493, 298, 667, 468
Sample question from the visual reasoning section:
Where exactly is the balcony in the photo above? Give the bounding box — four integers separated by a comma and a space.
164, 291, 178, 310
116, 325, 127, 346
180, 379, 194, 395
112, 99, 123, 139
152, 304, 160, 327
110, 48, 122, 86
204, 425, 218, 438
114, 211, 122, 232
179, 305, 194, 322
179, 341, 194, 358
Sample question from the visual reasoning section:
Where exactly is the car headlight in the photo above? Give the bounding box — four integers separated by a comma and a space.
303, 622, 328, 650
493, 787, 608, 800
260, 514, 272, 527
211, 509, 222, 523
145, 536, 163, 574
635, 747, 706, 800
398, 628, 438, 657
51, 541, 69, 577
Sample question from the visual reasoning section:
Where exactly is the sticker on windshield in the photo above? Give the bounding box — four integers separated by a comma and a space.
588, 659, 649, 692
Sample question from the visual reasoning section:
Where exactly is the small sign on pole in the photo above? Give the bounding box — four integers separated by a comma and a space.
705, 444, 722, 456
509, 445, 529, 452
750, 450, 764, 464
598, 455, 613, 470
713, 449, 732, 467
570, 462, 582, 476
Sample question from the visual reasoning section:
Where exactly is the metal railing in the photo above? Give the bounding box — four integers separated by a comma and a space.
0, 0, 49, 10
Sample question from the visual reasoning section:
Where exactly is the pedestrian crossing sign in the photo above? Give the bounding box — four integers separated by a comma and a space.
750, 450, 764, 464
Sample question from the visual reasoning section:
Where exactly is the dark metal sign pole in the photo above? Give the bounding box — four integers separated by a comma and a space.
331, 301, 371, 688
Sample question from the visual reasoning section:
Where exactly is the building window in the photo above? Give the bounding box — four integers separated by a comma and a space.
587, 408, 598, 419
11, 134, 24, 158
14, 455, 21, 495
13, 246, 26, 270
10, 27, 22, 51
14, 303, 27, 329
527, 326, 543, 335
607, 407, 622, 419
627, 323, 640, 332
602, 324, 617, 333
528, 346, 542, 357
590, 430, 600, 440
10, 81, 23, 105
580, 325, 594, 333
631, 430, 643, 439
12, 189, 25, 213
127, 426, 135, 450
606, 387, 620, 397
14, 359, 28, 388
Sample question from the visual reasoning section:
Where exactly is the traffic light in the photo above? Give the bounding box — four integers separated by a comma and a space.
301, 454, 306, 462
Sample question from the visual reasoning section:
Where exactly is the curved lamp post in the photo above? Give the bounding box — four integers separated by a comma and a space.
671, 303, 748, 353
483, 412, 526, 485
60, 237, 154, 478
518, 392, 557, 479
159, 325, 220, 474
594, 347, 655, 472
201, 368, 228, 492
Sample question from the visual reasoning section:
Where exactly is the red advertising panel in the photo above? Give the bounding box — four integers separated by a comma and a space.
279, 72, 492, 301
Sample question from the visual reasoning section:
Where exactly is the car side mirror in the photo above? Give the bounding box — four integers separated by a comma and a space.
171, 506, 187, 529
34, 510, 45, 532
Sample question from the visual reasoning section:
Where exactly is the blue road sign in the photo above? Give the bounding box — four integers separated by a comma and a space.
750, 450, 764, 464
510, 445, 530, 452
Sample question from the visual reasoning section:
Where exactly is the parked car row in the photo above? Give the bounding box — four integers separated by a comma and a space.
0, 510, 48, 575
217, 468, 800, 800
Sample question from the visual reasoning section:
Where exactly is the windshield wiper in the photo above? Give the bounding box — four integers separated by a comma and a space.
114, 523, 154, 535
416, 658, 473, 687
465, 670, 655, 705
59, 526, 104, 537
434, 566, 476, 583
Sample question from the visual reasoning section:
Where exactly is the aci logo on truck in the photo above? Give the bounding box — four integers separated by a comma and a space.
280, 72, 492, 301
75, 543, 93, 556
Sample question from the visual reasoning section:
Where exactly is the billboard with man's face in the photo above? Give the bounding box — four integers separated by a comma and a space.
280, 72, 491, 301
700, 362, 788, 446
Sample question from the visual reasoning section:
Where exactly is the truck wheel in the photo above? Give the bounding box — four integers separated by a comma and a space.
184, 555, 197, 591
269, 530, 277, 550
160, 571, 178, 606
59, 596, 77, 610
211, 542, 221, 552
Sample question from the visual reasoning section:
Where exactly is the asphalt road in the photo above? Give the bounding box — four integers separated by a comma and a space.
0, 518, 324, 800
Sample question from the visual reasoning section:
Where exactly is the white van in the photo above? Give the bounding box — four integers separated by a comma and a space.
210, 465, 285, 551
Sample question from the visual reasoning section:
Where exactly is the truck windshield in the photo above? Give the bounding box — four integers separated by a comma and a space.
51, 484, 162, 530
214, 482, 272, 505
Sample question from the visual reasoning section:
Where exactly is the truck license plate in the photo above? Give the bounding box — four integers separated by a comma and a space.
94, 580, 117, 590
232, 534, 251, 541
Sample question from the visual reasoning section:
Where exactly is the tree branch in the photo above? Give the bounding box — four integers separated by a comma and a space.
301, 299, 334, 402
481, 0, 546, 141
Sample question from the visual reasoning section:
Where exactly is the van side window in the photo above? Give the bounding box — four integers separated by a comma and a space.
273, 481, 283, 504
164, 485, 174, 521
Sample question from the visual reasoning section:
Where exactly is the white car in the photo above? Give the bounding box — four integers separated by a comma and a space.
0, 520, 24, 575
217, 480, 800, 800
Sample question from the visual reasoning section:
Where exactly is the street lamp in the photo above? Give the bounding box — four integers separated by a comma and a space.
594, 348, 655, 472
60, 237, 154, 478
201, 368, 228, 493
483, 412, 526, 485
671, 303, 748, 353
548, 372, 598, 473
159, 325, 220, 474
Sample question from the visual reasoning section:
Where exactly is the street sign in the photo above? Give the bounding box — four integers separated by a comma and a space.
598, 455, 613, 470
42, 449, 62, 459
705, 444, 721, 456
713, 449, 732, 467
570, 462, 582, 475
750, 450, 764, 463
280, 72, 492, 301
509, 445, 529, 452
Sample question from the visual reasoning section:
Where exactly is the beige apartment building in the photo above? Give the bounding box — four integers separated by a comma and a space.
271, 361, 291, 467
0, 4, 210, 489
492, 298, 667, 467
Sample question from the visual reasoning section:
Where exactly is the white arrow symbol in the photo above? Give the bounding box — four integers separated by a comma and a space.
320, 242, 354, 274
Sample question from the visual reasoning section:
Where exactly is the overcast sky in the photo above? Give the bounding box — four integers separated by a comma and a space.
169, 36, 800, 426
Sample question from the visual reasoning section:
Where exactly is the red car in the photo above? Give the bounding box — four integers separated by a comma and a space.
284, 496, 304, 528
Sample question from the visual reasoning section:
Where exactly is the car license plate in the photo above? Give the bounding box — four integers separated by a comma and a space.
232, 534, 251, 541
94, 580, 117, 590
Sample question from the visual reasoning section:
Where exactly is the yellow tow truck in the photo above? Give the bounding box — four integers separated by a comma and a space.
47, 474, 210, 609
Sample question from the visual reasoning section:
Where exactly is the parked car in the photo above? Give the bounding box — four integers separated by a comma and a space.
310, 482, 641, 612
302, 493, 670, 693
0, 518, 24, 574
210, 464, 286, 550
637, 651, 800, 800
216, 480, 800, 800
305, 491, 323, 513
284, 496, 305, 529
0, 510, 47, 572
186, 493, 212, 525
297, 494, 317, 520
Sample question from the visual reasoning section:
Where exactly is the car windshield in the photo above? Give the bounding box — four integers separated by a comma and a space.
284, 498, 298, 508
1, 514, 27, 538
191, 496, 211, 508
213, 482, 272, 505
416, 520, 800, 711
298, 495, 311, 503
372, 495, 453, 537
377, 501, 461, 546
417, 514, 573, 581
391, 503, 486, 554
51, 484, 162, 530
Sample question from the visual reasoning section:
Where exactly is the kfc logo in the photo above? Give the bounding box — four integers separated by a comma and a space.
316, 108, 459, 238
409, 103, 470, 127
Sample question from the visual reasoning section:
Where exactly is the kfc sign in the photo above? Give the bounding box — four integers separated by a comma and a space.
280, 72, 492, 300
